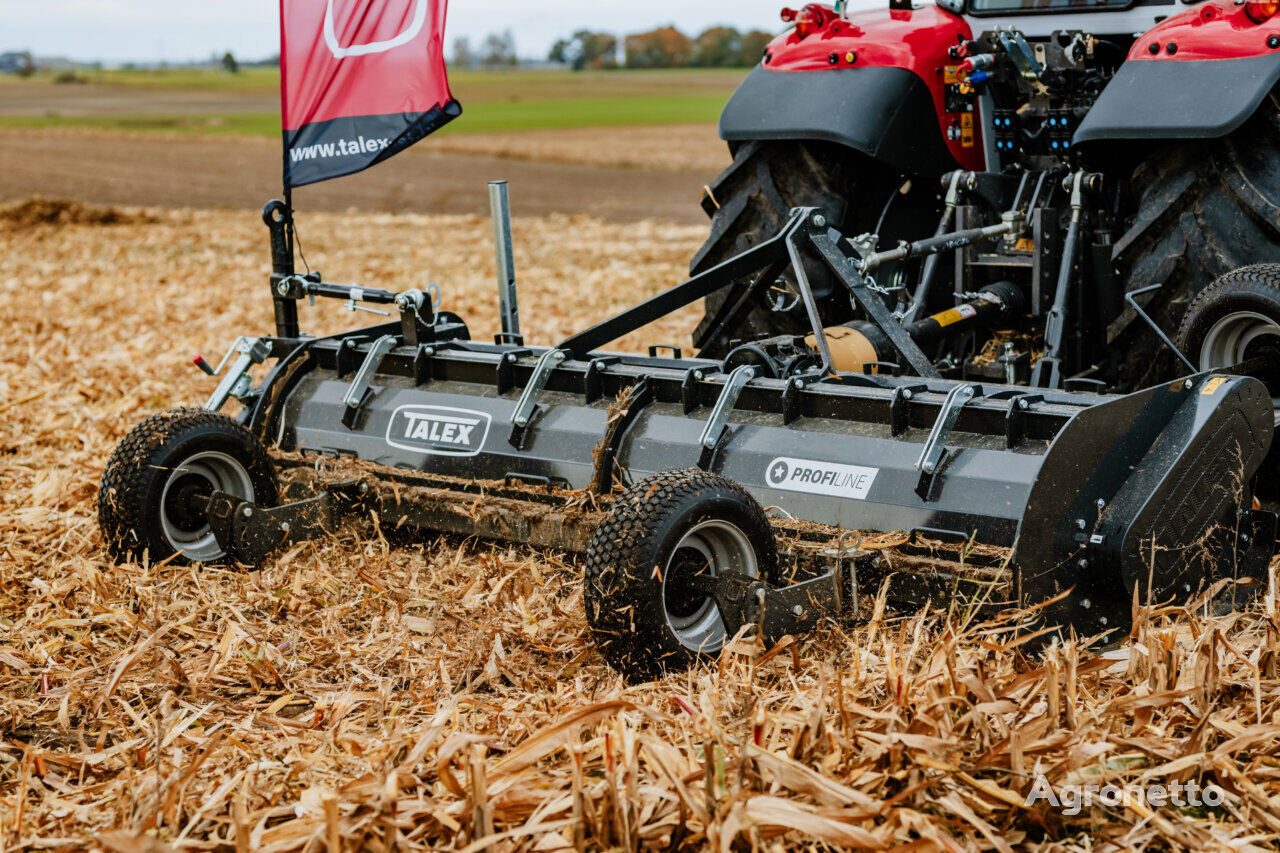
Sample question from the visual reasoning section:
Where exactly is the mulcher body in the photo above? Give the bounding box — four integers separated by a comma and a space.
118, 201, 1272, 654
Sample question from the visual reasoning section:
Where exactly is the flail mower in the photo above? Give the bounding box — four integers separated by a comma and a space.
99, 0, 1280, 679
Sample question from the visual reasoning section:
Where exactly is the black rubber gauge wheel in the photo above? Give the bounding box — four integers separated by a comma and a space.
1177, 264, 1280, 501
1177, 264, 1280, 394
99, 408, 277, 565
584, 469, 777, 681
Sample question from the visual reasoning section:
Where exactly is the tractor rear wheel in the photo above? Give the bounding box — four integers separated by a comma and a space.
690, 140, 909, 355
1114, 93, 1280, 389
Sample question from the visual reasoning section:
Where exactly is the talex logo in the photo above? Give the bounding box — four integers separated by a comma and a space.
766, 457, 878, 501
324, 0, 428, 59
386, 406, 490, 457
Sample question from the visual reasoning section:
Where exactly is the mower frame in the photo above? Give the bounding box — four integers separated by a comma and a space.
183, 194, 1279, 647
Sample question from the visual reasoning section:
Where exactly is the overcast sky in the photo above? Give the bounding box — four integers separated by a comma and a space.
7, 1, 801, 64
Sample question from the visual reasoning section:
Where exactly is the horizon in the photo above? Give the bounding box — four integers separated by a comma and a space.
4, 0, 858, 66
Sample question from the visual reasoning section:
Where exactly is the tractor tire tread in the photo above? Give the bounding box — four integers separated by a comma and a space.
1115, 93, 1280, 386
690, 140, 897, 352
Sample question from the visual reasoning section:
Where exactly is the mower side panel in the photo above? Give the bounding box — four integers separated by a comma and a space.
1016, 374, 1275, 635
723, 5, 982, 175
1075, 0, 1280, 146
619, 404, 1039, 543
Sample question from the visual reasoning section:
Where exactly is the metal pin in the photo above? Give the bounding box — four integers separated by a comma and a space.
489, 181, 521, 340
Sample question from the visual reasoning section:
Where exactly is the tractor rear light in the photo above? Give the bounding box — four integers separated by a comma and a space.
795, 4, 830, 38
1246, 0, 1279, 24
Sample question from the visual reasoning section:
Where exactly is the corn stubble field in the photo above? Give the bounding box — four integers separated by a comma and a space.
4, 198, 1280, 852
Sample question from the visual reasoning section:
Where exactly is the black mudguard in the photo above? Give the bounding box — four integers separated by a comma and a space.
1075, 54, 1280, 147
718, 65, 960, 177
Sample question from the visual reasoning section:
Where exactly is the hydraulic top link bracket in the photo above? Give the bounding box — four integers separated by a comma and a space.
915, 383, 980, 501
509, 348, 568, 448
341, 335, 398, 429
698, 364, 758, 470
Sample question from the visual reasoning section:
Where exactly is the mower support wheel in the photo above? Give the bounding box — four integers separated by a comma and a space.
1177, 264, 1280, 501
584, 469, 778, 681
1177, 264, 1280, 386
99, 408, 278, 565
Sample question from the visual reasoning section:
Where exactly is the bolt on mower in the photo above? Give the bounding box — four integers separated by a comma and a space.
99, 0, 1280, 679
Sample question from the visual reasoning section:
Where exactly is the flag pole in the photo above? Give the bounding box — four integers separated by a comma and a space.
267, 169, 300, 340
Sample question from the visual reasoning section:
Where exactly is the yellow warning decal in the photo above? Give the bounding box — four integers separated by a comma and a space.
933, 304, 978, 328
960, 112, 975, 148
1201, 376, 1229, 396
945, 65, 960, 84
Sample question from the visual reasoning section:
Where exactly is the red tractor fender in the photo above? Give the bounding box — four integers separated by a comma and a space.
719, 4, 984, 175
1130, 0, 1280, 62
1075, 0, 1280, 149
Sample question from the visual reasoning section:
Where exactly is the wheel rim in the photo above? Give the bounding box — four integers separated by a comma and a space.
1199, 310, 1280, 381
159, 451, 254, 562
661, 519, 758, 655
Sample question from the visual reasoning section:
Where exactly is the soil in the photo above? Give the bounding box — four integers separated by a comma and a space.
0, 129, 721, 225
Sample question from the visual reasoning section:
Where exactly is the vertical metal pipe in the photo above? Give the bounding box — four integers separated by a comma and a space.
488, 181, 521, 341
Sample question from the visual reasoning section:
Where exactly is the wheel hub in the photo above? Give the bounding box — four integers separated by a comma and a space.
660, 520, 758, 654
158, 451, 255, 562
1199, 310, 1280, 403
162, 474, 215, 533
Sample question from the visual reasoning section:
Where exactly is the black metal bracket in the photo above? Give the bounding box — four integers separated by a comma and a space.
496, 348, 534, 395
807, 229, 941, 379
207, 480, 375, 566
890, 384, 928, 437
398, 290, 437, 348
681, 367, 707, 414
781, 376, 805, 426
584, 356, 622, 404
695, 569, 843, 648
1003, 392, 1044, 448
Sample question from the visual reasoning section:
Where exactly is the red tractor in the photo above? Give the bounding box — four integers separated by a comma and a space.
696, 0, 1280, 445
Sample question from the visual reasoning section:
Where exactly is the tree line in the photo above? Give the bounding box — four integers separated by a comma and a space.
551, 26, 774, 71
448, 26, 775, 72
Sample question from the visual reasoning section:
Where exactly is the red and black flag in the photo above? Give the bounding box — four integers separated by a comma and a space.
279, 0, 461, 188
